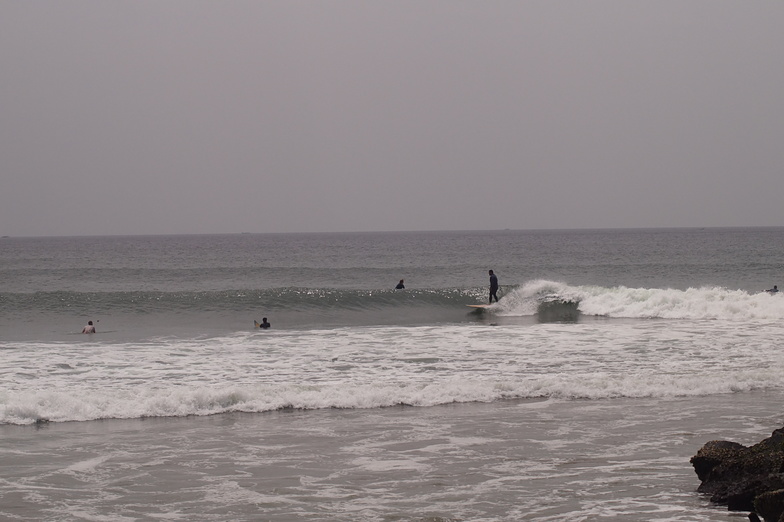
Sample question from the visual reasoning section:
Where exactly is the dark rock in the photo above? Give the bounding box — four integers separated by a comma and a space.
691, 440, 745, 482
691, 428, 784, 522
754, 489, 784, 522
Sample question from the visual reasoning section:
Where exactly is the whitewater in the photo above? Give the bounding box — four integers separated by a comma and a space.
4, 281, 783, 425
3, 229, 784, 520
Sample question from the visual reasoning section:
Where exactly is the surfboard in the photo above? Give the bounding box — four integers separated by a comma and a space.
466, 304, 492, 309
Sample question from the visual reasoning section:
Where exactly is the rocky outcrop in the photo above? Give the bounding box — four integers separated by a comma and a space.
691, 428, 784, 521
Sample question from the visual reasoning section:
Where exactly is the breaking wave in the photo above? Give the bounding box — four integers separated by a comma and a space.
491, 279, 784, 321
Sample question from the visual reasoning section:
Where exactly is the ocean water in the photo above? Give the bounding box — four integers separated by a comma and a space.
1, 228, 784, 520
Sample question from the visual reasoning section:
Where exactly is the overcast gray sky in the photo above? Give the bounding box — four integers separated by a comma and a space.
2, 1, 783, 236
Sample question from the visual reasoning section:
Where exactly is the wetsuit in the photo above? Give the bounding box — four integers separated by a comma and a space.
489, 273, 499, 303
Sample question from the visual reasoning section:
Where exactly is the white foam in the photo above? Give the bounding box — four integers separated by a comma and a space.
496, 280, 784, 321
2, 317, 784, 424
66, 456, 111, 474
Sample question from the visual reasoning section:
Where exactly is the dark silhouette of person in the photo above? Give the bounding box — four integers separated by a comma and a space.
489, 270, 499, 304
766, 285, 779, 293
257, 318, 271, 329
82, 320, 96, 334
395, 279, 405, 290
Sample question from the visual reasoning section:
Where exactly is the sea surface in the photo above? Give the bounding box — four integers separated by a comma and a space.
1, 228, 784, 520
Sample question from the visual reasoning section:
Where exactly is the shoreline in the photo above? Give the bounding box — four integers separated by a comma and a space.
3, 391, 782, 520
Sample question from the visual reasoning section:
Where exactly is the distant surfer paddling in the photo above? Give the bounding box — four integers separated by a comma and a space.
395, 279, 405, 290
255, 318, 271, 329
488, 270, 499, 304
766, 285, 779, 293
82, 320, 96, 334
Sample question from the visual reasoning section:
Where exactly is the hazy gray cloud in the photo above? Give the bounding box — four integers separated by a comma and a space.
2, 1, 783, 236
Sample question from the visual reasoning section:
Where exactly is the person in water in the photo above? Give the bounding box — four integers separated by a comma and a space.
82, 320, 96, 334
488, 270, 499, 304
766, 285, 779, 293
258, 318, 271, 329
395, 279, 405, 290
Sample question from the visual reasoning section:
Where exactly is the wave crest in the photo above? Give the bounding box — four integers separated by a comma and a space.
494, 280, 784, 321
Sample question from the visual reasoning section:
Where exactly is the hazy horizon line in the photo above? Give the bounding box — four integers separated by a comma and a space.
3, 225, 783, 240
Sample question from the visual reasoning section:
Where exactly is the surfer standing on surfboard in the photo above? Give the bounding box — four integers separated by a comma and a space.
489, 270, 499, 304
